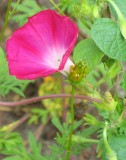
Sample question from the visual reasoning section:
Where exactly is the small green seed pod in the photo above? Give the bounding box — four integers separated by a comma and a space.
68, 60, 88, 84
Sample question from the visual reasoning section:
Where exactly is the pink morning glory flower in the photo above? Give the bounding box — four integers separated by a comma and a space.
6, 9, 78, 80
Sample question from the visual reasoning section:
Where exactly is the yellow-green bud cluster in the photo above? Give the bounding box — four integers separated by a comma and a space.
68, 61, 88, 84
83, 113, 101, 126
103, 92, 117, 112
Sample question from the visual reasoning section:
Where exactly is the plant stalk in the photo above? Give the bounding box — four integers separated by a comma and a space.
0, 0, 21, 42
0, 0, 12, 42
49, 0, 65, 15
0, 94, 102, 107
65, 85, 75, 160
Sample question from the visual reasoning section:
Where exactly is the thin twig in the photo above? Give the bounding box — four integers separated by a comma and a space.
49, 0, 65, 15
34, 124, 44, 140
0, 0, 21, 42
35, 116, 51, 140
9, 0, 21, 18
11, 114, 30, 131
0, 0, 12, 42
79, 30, 88, 39
0, 94, 102, 107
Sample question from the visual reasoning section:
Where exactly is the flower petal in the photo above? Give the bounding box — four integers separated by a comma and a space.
6, 9, 78, 80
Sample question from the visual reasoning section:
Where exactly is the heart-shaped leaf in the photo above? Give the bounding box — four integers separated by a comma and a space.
91, 18, 126, 61
102, 135, 126, 160
73, 38, 103, 71
109, 135, 126, 160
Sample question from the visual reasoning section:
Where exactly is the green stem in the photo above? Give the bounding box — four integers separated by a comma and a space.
49, 0, 65, 16
106, 0, 126, 39
80, 17, 91, 30
94, 62, 121, 89
103, 122, 111, 154
118, 100, 126, 123
106, 0, 124, 19
103, 122, 117, 160
65, 85, 75, 160
0, 0, 12, 42
9, 0, 21, 18
72, 135, 99, 144
0, 0, 21, 42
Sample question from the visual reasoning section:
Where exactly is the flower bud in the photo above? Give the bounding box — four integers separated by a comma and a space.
73, 1, 93, 18
0, 121, 18, 132
93, 5, 100, 19
83, 113, 101, 126
81, 1, 93, 17
68, 61, 88, 84
103, 91, 117, 112
72, 135, 98, 144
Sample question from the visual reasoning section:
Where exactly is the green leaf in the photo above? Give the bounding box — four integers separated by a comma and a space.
73, 39, 103, 71
11, 87, 25, 97
52, 117, 63, 132
0, 47, 31, 96
28, 132, 42, 157
12, 0, 46, 26
120, 73, 126, 92
86, 0, 96, 5
94, 62, 121, 88
101, 135, 126, 160
3, 156, 22, 160
73, 120, 83, 130
109, 0, 126, 19
78, 126, 99, 138
86, 62, 108, 86
108, 135, 126, 160
91, 18, 126, 61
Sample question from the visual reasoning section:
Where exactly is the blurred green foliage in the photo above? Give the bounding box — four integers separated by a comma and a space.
0, 47, 31, 97
1, 0, 126, 159
12, 0, 46, 26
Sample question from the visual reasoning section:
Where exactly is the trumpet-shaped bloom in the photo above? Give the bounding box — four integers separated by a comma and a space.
6, 9, 78, 80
